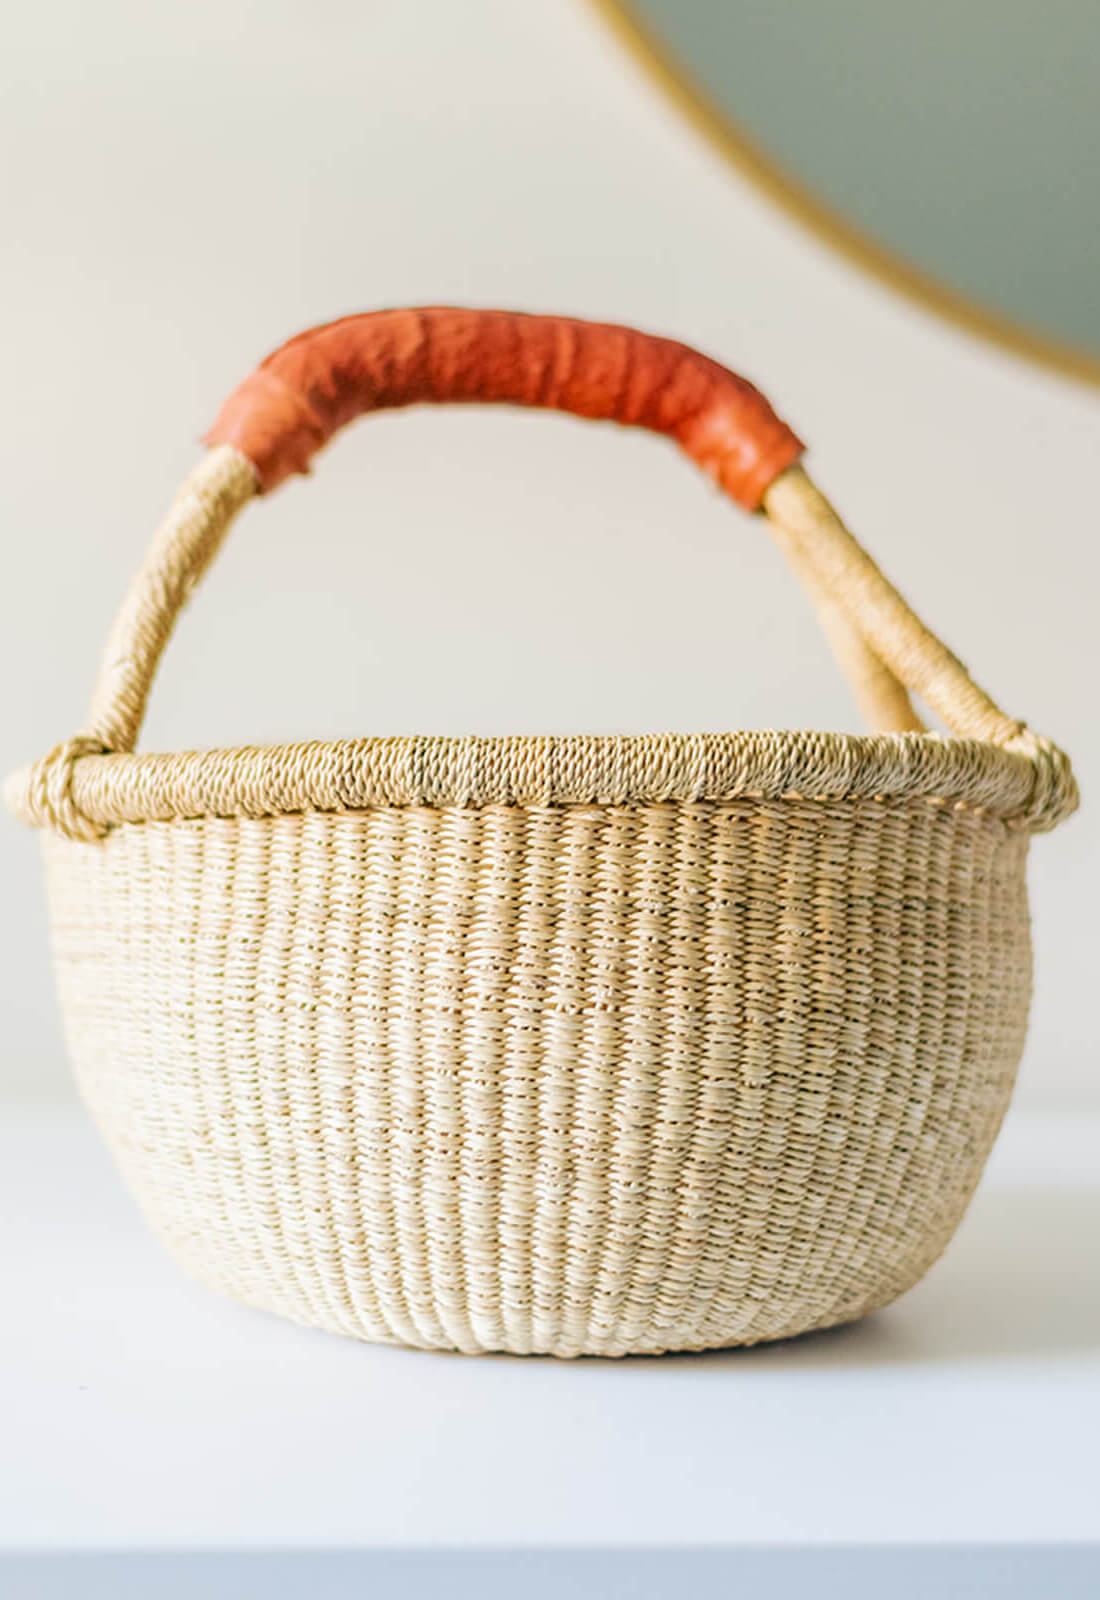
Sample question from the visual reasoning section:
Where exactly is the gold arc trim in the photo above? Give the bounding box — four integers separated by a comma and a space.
589, 0, 1100, 389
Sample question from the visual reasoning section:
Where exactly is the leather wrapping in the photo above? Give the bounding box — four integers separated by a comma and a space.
204, 307, 803, 508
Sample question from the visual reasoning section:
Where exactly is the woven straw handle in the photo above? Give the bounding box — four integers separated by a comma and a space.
20, 308, 1077, 835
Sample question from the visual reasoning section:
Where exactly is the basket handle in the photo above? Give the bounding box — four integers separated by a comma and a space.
205, 306, 805, 507
85, 308, 911, 752
20, 308, 1077, 835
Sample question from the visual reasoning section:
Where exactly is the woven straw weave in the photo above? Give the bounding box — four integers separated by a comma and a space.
8, 317, 1078, 1356
44, 795, 1031, 1356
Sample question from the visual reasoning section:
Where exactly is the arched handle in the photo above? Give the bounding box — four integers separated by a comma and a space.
10, 308, 1077, 837
83, 308, 911, 760
203, 307, 804, 507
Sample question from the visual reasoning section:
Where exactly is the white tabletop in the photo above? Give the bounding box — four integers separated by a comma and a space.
2, 1101, 1097, 1552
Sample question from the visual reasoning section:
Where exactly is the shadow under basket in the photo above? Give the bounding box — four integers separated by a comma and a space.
7, 307, 1078, 1357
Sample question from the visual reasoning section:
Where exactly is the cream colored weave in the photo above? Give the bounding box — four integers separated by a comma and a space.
46, 797, 1030, 1356
11, 444, 1077, 1355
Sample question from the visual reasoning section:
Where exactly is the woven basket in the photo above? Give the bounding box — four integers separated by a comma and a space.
8, 309, 1078, 1357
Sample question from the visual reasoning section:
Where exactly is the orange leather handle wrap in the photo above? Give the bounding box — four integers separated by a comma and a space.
204, 307, 803, 509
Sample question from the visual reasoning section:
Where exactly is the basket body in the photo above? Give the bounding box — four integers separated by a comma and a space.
44, 793, 1032, 1357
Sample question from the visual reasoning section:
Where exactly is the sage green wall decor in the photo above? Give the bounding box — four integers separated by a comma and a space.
608, 0, 1099, 375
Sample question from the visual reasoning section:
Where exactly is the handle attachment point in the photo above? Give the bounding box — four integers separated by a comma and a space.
23, 737, 110, 842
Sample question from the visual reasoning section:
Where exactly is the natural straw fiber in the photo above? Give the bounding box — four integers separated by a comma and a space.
42, 797, 1031, 1356
8, 311, 1077, 1356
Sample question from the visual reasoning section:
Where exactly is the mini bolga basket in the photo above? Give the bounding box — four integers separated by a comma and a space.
9, 309, 1078, 1357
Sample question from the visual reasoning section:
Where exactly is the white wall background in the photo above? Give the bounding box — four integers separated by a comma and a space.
1, 0, 1096, 1111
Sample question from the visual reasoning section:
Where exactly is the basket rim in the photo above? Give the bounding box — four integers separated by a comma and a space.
5, 726, 1060, 834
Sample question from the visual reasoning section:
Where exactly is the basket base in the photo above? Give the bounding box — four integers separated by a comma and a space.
155, 1217, 957, 1360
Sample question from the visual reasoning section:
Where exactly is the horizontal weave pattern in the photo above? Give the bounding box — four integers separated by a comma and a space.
45, 795, 1031, 1356
9, 726, 1070, 837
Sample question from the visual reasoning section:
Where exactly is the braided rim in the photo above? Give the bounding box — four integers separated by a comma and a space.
5, 726, 1075, 838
